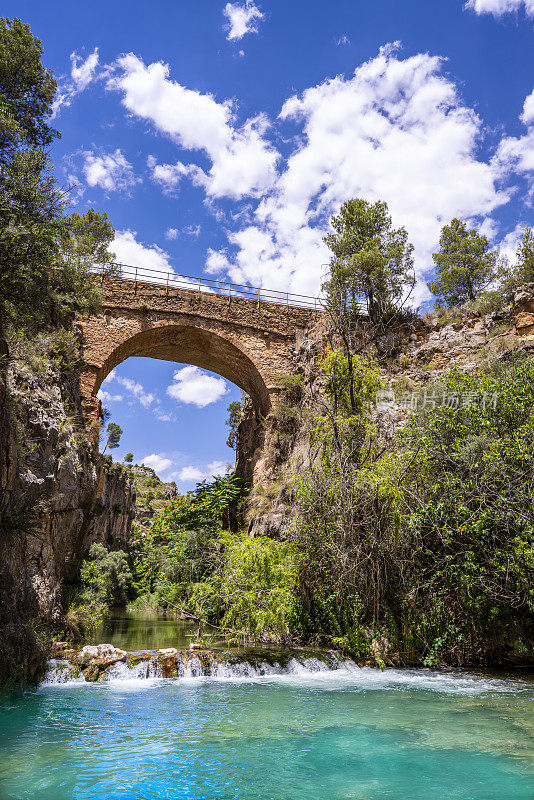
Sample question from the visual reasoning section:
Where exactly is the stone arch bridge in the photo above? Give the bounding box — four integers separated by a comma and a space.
77, 273, 321, 425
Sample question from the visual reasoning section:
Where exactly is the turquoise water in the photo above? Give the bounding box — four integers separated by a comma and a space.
0, 667, 533, 799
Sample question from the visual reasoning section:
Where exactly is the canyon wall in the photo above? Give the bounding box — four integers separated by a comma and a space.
0, 331, 134, 687
242, 284, 534, 538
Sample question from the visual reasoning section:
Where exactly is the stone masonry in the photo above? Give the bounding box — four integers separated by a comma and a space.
77, 275, 321, 424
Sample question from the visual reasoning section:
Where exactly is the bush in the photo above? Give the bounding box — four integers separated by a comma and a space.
290, 350, 534, 665
79, 543, 132, 606
190, 532, 298, 642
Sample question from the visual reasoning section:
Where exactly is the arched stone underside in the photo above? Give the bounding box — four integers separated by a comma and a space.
77, 275, 319, 425
94, 325, 272, 413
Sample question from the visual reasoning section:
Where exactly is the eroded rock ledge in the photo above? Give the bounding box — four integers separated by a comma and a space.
45, 641, 356, 683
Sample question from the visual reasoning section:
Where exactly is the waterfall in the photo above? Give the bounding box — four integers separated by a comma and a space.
42, 649, 360, 685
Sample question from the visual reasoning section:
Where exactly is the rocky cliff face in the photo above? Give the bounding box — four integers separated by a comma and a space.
126, 463, 177, 531
0, 331, 134, 687
242, 284, 534, 538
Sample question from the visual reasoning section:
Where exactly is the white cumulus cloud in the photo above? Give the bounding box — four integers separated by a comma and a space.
173, 461, 231, 484
494, 88, 534, 195
465, 0, 534, 16
104, 371, 155, 408
52, 48, 100, 116
522, 89, 534, 125
223, 1, 264, 40
112, 229, 173, 271
82, 148, 138, 192
210, 44, 508, 303
166, 365, 229, 407
207, 460, 232, 476
97, 389, 123, 403
147, 155, 191, 193
183, 224, 201, 238
142, 453, 173, 474
165, 227, 180, 240
177, 466, 204, 482
107, 53, 279, 198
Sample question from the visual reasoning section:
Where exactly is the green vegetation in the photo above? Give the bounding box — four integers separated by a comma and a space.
428, 218, 499, 308
124, 462, 177, 521
0, 17, 115, 335
322, 199, 416, 416
504, 226, 534, 292
126, 473, 297, 643
290, 351, 534, 665
103, 422, 122, 452
425, 219, 534, 316
323, 198, 415, 325
225, 397, 244, 450
66, 544, 132, 638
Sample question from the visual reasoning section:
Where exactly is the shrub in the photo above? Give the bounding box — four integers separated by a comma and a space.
79, 543, 132, 606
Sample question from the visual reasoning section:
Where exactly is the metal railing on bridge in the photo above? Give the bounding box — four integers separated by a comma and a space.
91, 262, 324, 311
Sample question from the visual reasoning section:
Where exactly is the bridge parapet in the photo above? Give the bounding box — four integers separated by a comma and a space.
77, 273, 323, 425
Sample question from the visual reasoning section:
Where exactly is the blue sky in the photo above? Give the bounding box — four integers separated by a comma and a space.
8, 0, 534, 487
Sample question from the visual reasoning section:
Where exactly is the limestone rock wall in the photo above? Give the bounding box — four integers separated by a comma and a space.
242, 285, 534, 539
0, 332, 134, 686
0, 334, 47, 686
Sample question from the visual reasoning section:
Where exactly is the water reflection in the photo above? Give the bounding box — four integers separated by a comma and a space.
96, 609, 197, 650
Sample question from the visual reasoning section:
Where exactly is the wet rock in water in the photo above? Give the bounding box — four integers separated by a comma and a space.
42, 643, 359, 684
77, 643, 127, 680
78, 643, 126, 666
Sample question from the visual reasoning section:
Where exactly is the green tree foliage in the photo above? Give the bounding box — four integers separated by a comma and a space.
0, 18, 114, 334
292, 352, 534, 665
0, 148, 64, 329
79, 543, 132, 606
323, 199, 415, 324
191, 532, 298, 641
103, 422, 122, 452
399, 359, 534, 663
428, 218, 498, 308
196, 473, 241, 521
225, 398, 243, 449
124, 453, 133, 464
292, 352, 401, 653
510, 226, 534, 287
516, 226, 534, 282
0, 17, 58, 161
322, 199, 414, 415
53, 209, 116, 314
129, 473, 295, 642
67, 544, 133, 639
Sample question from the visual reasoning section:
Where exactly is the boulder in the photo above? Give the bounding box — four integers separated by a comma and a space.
77, 643, 126, 666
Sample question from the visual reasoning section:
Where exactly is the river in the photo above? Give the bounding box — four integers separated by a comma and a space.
0, 613, 533, 799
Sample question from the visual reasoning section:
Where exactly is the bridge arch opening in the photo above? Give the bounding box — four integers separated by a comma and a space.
92, 324, 272, 416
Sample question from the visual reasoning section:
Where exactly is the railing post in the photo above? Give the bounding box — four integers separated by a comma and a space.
198, 279, 201, 300
257, 286, 261, 309
166, 272, 169, 297
286, 292, 289, 311
134, 266, 137, 294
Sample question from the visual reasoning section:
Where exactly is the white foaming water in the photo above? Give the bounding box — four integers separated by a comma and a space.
41, 659, 86, 686
41, 653, 531, 695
